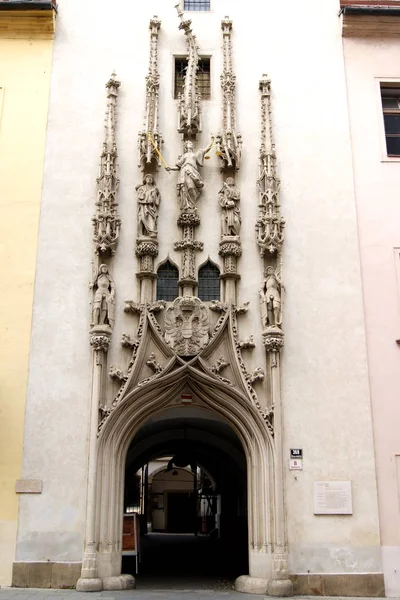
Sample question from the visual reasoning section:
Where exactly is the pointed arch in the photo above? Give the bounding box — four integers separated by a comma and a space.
156, 257, 179, 301
198, 258, 221, 301
95, 359, 276, 581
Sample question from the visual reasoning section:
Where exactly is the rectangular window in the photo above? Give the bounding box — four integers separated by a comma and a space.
184, 0, 210, 11
174, 57, 210, 100
381, 85, 400, 156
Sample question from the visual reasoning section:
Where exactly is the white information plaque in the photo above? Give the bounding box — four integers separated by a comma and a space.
313, 481, 352, 515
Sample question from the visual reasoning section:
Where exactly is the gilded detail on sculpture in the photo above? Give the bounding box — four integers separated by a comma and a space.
167, 140, 213, 212
164, 296, 209, 356
216, 18, 242, 171
138, 16, 163, 172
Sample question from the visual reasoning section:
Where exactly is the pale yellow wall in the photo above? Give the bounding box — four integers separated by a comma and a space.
0, 32, 53, 586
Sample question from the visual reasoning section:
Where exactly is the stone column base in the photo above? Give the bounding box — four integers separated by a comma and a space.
102, 574, 135, 590
76, 578, 102, 592
235, 575, 269, 594
268, 578, 293, 596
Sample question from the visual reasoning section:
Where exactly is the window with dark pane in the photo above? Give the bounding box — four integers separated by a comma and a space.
157, 261, 179, 301
381, 86, 400, 156
174, 57, 211, 100
198, 261, 220, 301
184, 0, 210, 11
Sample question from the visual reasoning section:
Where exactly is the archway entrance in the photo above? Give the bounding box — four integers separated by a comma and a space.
122, 407, 248, 585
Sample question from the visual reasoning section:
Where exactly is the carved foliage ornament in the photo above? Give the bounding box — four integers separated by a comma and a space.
165, 296, 209, 356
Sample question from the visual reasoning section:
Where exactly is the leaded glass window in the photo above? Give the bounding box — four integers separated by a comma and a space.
198, 261, 220, 301
184, 0, 210, 11
174, 58, 211, 100
157, 261, 179, 301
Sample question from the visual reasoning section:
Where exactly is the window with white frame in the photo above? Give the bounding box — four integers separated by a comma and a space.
381, 85, 400, 156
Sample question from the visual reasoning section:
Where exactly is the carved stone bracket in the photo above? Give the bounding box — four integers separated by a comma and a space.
138, 16, 163, 172
175, 5, 202, 139
263, 327, 284, 368
216, 17, 242, 171
92, 72, 121, 256
90, 329, 111, 365
256, 74, 284, 257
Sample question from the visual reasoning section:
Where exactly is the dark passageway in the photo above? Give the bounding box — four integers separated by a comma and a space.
122, 407, 248, 586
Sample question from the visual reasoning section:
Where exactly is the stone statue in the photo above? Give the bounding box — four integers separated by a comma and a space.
218, 177, 241, 236
166, 139, 213, 211
259, 267, 282, 328
92, 264, 116, 329
136, 174, 160, 238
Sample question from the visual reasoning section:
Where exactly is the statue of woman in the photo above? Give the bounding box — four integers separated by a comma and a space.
136, 174, 160, 238
91, 264, 116, 329
218, 177, 241, 237
166, 139, 213, 211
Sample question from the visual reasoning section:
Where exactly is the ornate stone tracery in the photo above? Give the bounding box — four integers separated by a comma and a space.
216, 17, 242, 171
256, 75, 285, 258
138, 16, 163, 172
175, 4, 202, 139
92, 73, 121, 257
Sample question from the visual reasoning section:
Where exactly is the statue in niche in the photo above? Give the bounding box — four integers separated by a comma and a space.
136, 174, 160, 238
166, 139, 213, 211
91, 264, 116, 329
259, 267, 282, 328
218, 177, 241, 237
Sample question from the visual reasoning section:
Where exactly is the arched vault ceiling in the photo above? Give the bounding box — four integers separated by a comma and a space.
125, 410, 247, 481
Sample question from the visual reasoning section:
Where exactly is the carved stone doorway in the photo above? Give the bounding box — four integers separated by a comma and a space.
93, 361, 284, 593
122, 407, 248, 583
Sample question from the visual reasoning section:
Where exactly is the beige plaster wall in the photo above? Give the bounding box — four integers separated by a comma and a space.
0, 36, 53, 585
343, 35, 400, 596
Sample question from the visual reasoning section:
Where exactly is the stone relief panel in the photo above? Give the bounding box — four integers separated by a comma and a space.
164, 296, 210, 356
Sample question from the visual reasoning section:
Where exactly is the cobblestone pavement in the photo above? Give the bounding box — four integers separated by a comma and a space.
0, 590, 396, 600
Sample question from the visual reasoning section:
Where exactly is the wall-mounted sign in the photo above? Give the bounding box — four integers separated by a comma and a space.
290, 448, 303, 459
289, 448, 303, 470
313, 481, 353, 515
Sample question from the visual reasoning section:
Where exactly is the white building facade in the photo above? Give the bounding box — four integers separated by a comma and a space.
13, 0, 384, 595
